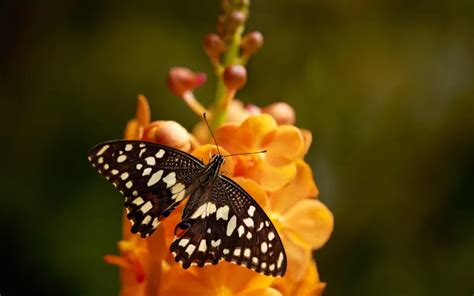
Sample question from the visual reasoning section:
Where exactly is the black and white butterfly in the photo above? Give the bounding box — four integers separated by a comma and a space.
88, 140, 287, 276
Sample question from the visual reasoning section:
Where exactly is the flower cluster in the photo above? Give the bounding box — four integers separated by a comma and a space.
102, 1, 333, 295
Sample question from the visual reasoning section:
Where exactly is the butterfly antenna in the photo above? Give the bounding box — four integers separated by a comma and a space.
223, 150, 267, 158
203, 112, 221, 155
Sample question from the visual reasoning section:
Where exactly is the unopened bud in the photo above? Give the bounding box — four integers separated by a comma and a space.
241, 31, 264, 56
167, 67, 206, 97
143, 120, 192, 152
223, 65, 247, 91
227, 12, 247, 33
204, 33, 225, 59
261, 102, 296, 125
245, 104, 261, 116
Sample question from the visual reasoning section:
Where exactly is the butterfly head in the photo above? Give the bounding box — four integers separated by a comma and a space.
210, 153, 225, 167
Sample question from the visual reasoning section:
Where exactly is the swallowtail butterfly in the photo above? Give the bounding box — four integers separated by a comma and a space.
88, 139, 287, 276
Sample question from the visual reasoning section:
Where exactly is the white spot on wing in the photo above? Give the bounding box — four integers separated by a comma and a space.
142, 167, 152, 176
132, 197, 144, 206
111, 169, 119, 175
223, 249, 230, 255
171, 183, 185, 194
277, 252, 284, 269
120, 172, 129, 180
96, 145, 109, 156
179, 238, 190, 247
237, 225, 245, 237
117, 155, 127, 163
216, 205, 229, 221
206, 202, 217, 216
233, 248, 241, 256
126, 180, 133, 189
211, 239, 221, 247
142, 215, 152, 225
155, 149, 165, 158
139, 148, 146, 157
185, 244, 196, 256
152, 218, 159, 228
141, 201, 153, 214
125, 144, 133, 151
261, 242, 268, 253
191, 204, 207, 219
147, 170, 164, 187
145, 157, 156, 166
136, 163, 143, 170
243, 218, 254, 228
98, 157, 104, 164
198, 240, 207, 252
268, 232, 275, 241
247, 206, 256, 217
226, 215, 237, 236
246, 232, 252, 240
162, 172, 176, 188
244, 248, 251, 258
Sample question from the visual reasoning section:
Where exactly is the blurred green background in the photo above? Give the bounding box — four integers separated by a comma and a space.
1, 0, 473, 295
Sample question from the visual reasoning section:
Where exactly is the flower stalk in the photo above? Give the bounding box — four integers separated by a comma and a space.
209, 0, 250, 129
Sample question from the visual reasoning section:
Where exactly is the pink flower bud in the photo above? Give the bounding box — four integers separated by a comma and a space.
142, 120, 192, 152
203, 33, 225, 59
241, 31, 264, 55
223, 65, 247, 91
261, 102, 296, 125
167, 67, 206, 97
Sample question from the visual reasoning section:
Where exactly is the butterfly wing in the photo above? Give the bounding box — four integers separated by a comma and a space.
88, 140, 205, 237
170, 175, 287, 276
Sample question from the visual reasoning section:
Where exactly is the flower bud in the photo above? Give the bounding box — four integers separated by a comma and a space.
203, 33, 225, 60
241, 31, 264, 56
143, 120, 192, 152
245, 103, 261, 116
167, 67, 206, 97
227, 11, 247, 33
262, 102, 296, 125
223, 65, 247, 91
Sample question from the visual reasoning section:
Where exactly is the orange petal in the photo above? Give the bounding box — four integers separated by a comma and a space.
192, 144, 234, 175
238, 287, 282, 296
239, 114, 277, 150
215, 123, 248, 154
104, 255, 131, 269
124, 119, 142, 140
136, 94, 151, 127
299, 129, 312, 158
283, 199, 334, 250
245, 160, 296, 192
282, 235, 312, 283
262, 125, 305, 166
233, 177, 269, 210
270, 160, 318, 214
294, 261, 326, 296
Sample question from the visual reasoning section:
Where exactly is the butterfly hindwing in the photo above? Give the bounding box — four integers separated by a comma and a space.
88, 140, 205, 237
171, 175, 287, 276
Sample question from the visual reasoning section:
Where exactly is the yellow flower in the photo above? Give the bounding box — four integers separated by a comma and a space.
215, 114, 310, 192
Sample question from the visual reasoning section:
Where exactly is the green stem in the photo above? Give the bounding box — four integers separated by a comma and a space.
209, 0, 249, 129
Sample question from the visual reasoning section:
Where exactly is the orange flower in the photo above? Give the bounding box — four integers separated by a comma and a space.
269, 160, 333, 282
215, 114, 310, 192
161, 262, 281, 296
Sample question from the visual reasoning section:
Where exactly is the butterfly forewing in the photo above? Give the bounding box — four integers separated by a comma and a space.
88, 140, 205, 237
170, 175, 287, 277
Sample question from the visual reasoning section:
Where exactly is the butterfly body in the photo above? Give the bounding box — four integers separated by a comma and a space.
88, 140, 287, 276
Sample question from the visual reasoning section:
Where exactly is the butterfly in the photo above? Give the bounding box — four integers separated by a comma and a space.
88, 139, 287, 276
